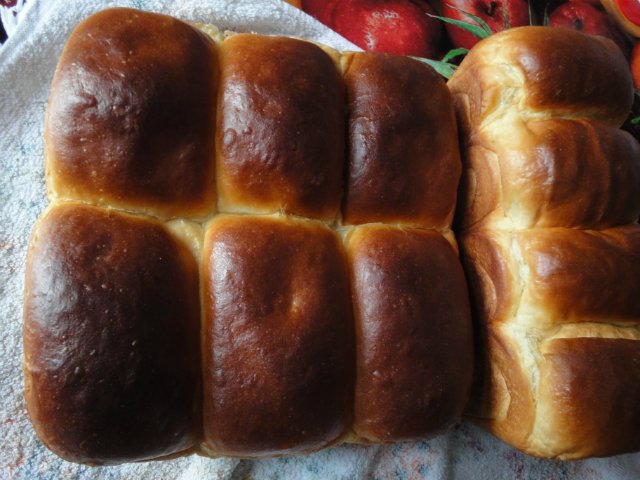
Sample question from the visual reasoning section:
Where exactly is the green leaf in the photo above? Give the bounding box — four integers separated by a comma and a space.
428, 13, 492, 40
410, 56, 459, 80
458, 10, 494, 36
502, 6, 510, 29
528, 0, 536, 26
441, 48, 469, 63
543, 5, 550, 26
631, 116, 640, 125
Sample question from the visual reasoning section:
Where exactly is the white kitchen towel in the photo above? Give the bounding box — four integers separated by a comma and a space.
1, 0, 639, 478
0, 0, 28, 37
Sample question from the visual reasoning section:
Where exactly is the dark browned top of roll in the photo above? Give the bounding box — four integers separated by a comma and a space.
202, 215, 354, 456
45, 8, 218, 219
342, 53, 460, 229
347, 225, 473, 442
23, 203, 201, 464
216, 34, 345, 220
32, 7, 475, 460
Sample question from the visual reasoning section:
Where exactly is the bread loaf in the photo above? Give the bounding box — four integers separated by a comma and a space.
448, 26, 640, 459
24, 7, 473, 463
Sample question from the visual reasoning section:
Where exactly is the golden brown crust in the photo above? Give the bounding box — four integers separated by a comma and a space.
452, 25, 640, 459
347, 225, 473, 442
456, 118, 640, 231
342, 53, 460, 228
536, 337, 640, 459
201, 215, 354, 456
461, 230, 538, 447
459, 230, 521, 327
461, 226, 640, 457
23, 203, 201, 465
448, 27, 634, 130
520, 226, 640, 325
216, 34, 345, 220
32, 8, 475, 461
45, 8, 219, 220
462, 226, 640, 327
468, 327, 640, 459
460, 203, 640, 458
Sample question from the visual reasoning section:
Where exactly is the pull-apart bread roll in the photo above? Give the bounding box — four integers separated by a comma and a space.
25, 7, 472, 463
340, 52, 472, 445
44, 8, 219, 220
216, 35, 345, 221
341, 53, 460, 228
457, 118, 640, 230
23, 203, 201, 464
202, 216, 354, 456
448, 26, 640, 459
347, 226, 472, 442
450, 26, 633, 137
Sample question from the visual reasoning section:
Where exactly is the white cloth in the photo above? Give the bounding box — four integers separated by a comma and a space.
0, 0, 28, 37
1, 1, 639, 478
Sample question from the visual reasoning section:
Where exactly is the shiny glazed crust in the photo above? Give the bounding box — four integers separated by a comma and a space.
45, 8, 219, 220
25, 7, 472, 463
23, 203, 201, 465
450, 26, 640, 459
461, 227, 640, 328
342, 52, 460, 228
448, 26, 633, 134
201, 215, 354, 456
455, 118, 640, 230
347, 225, 473, 442
216, 34, 345, 221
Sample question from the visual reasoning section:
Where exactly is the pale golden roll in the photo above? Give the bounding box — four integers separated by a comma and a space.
447, 27, 634, 135
463, 322, 536, 454
466, 321, 640, 459
342, 52, 460, 229
23, 203, 201, 465
45, 8, 219, 220
460, 226, 640, 330
460, 225, 640, 458
346, 225, 473, 443
456, 118, 640, 230
452, 26, 640, 459
216, 34, 345, 221
201, 215, 354, 457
